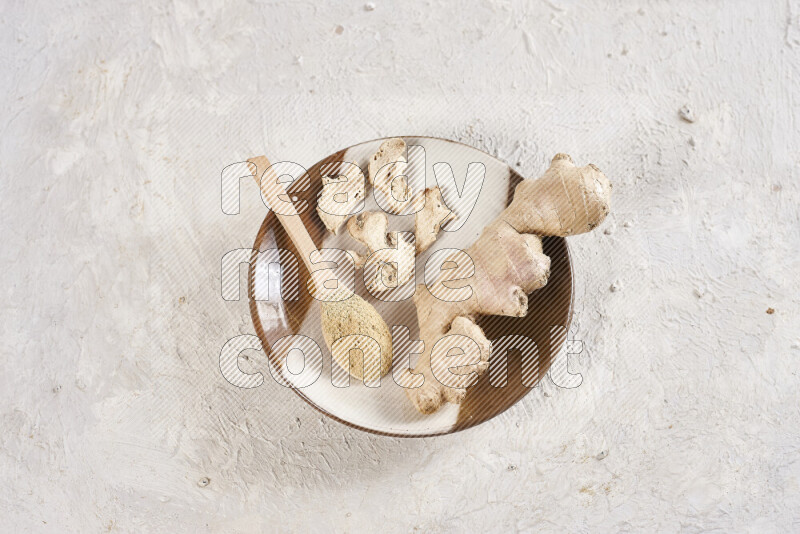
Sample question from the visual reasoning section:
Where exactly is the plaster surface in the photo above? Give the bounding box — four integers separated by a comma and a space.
2, 0, 799, 531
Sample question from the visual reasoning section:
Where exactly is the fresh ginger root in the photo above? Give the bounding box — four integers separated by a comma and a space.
501, 153, 612, 236
415, 187, 457, 254
346, 211, 416, 292
368, 138, 413, 215
344, 138, 456, 293
346, 187, 456, 293
316, 161, 366, 235
407, 154, 611, 414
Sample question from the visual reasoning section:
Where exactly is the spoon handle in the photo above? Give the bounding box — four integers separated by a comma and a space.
248, 156, 319, 273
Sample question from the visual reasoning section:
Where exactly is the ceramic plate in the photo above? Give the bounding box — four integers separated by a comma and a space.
248, 136, 573, 437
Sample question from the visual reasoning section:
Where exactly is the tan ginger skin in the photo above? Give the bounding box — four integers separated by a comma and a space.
346, 211, 416, 292
368, 137, 412, 215
346, 186, 455, 293
414, 186, 456, 254
320, 138, 455, 293
407, 153, 612, 414
316, 161, 365, 235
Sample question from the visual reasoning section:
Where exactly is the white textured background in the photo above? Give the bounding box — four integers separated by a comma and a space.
2, 0, 799, 532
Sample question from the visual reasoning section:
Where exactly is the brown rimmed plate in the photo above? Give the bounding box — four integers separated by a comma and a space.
248, 136, 573, 437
